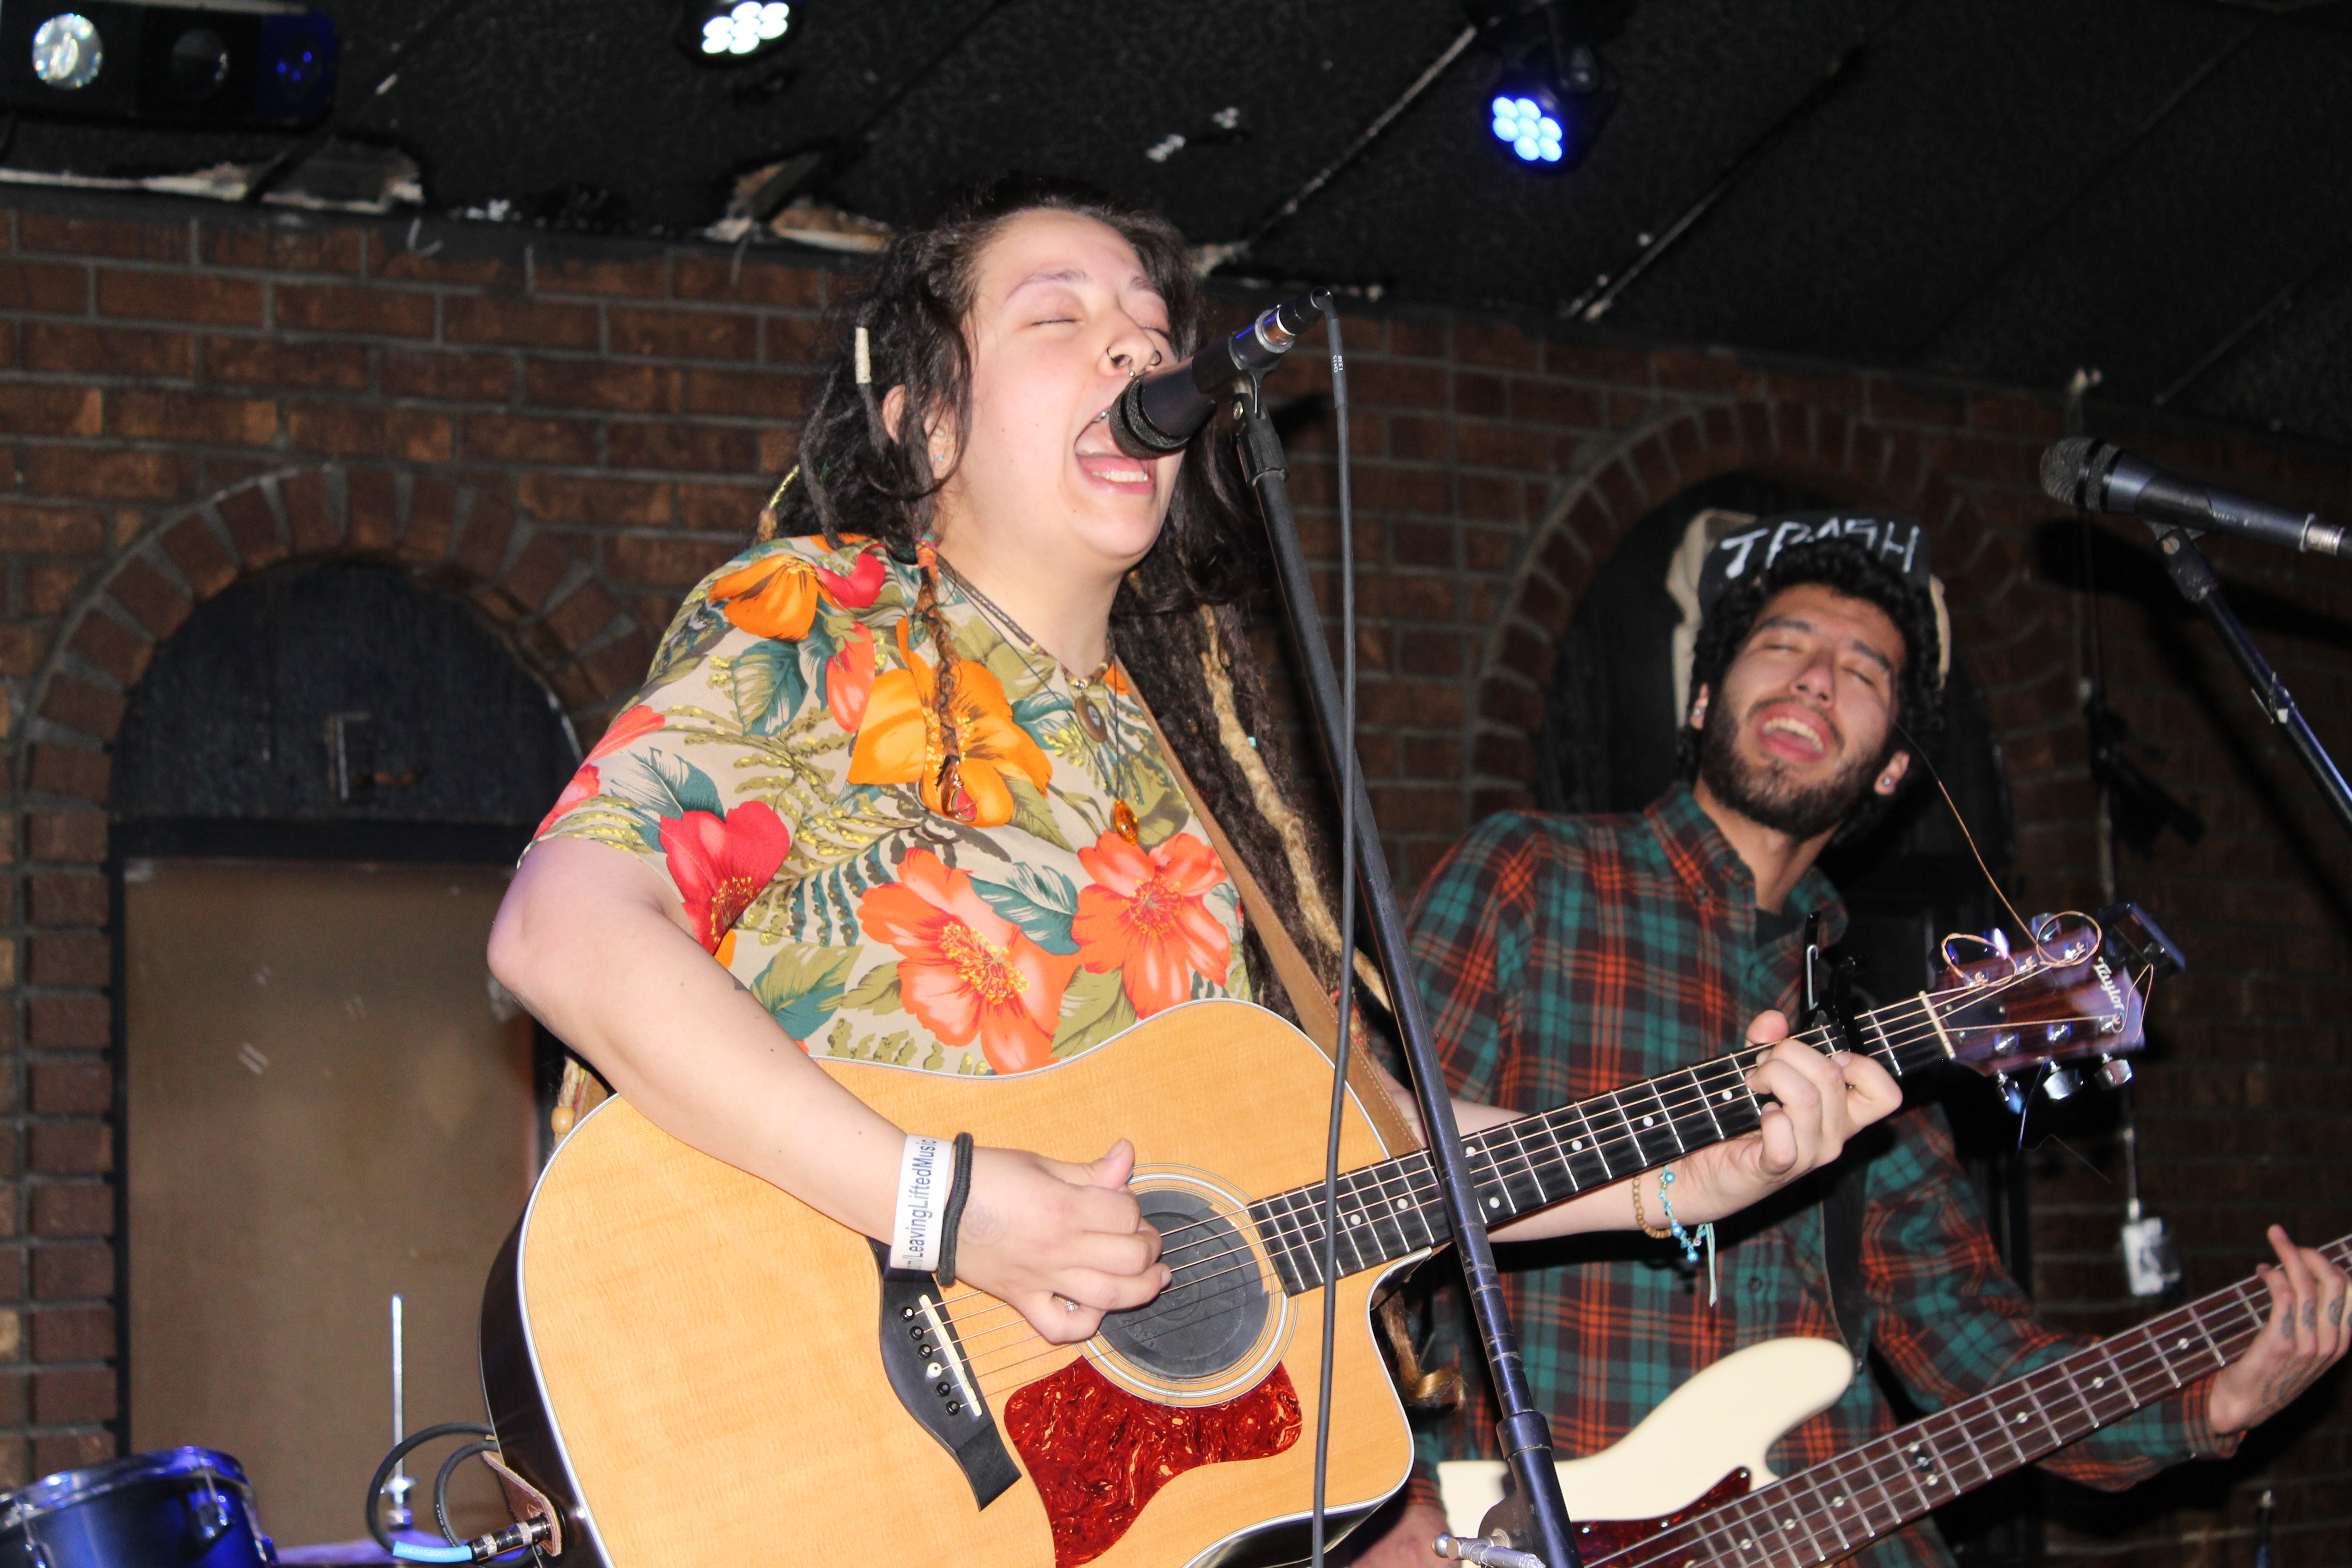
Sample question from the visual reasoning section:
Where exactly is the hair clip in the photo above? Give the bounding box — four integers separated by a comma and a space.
854, 325, 872, 386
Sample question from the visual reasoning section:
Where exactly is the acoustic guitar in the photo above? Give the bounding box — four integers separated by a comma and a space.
1439, 1231, 2348, 1567
479, 904, 2175, 1568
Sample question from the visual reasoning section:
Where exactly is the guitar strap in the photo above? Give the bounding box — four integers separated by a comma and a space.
1130, 692, 1422, 1159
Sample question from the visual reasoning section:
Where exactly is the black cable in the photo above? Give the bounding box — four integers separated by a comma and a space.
364, 1422, 494, 1555
1309, 301, 1357, 1568
433, 1440, 500, 1546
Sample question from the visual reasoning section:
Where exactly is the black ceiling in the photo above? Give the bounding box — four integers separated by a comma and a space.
14, 0, 2352, 447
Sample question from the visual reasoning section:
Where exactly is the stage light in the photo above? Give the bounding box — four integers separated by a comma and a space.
0, 3, 338, 125
31, 14, 103, 90
1473, 2, 1618, 174
681, 1, 792, 64
1490, 91, 1563, 164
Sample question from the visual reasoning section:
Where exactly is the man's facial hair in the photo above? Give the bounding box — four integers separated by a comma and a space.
1696, 693, 1887, 842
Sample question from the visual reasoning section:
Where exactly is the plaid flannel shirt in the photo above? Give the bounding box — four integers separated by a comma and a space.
1398, 785, 2226, 1568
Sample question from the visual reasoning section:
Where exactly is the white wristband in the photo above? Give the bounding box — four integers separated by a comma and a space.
889, 1132, 955, 1272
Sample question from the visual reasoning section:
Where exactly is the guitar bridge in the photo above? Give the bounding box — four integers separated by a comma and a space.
870, 1241, 1020, 1510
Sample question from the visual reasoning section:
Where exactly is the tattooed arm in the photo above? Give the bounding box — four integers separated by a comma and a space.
2207, 1226, 2351, 1436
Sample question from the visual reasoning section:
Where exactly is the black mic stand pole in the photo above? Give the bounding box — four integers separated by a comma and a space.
2142, 521, 2352, 841
1225, 359, 1585, 1568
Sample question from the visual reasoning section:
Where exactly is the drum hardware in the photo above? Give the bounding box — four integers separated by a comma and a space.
0, 1446, 274, 1568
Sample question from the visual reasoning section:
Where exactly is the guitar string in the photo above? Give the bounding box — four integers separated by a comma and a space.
1615, 1269, 2297, 1568
1616, 1238, 2348, 1568
926, 961, 2136, 1361
925, 975, 2140, 1367
968, 945, 2122, 1303
937, 1004, 2137, 1385
926, 949, 2101, 1334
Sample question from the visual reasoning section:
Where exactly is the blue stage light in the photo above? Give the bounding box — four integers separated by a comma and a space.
1475, 2, 1617, 176
1490, 93, 1564, 163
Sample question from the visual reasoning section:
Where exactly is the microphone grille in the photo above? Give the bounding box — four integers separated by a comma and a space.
2040, 436, 2098, 506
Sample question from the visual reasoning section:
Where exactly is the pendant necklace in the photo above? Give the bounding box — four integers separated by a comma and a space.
934, 557, 1142, 844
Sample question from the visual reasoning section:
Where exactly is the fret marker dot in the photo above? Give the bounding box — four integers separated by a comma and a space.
1572, 1139, 1585, 1150
1642, 1115, 1656, 1127
1486, 1196, 1500, 1209
2014, 1414, 2027, 1424
2176, 1338, 2189, 1350
2091, 1376, 2103, 1387
1395, 1199, 1408, 1211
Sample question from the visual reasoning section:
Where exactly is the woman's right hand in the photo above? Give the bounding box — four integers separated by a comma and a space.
954, 1138, 1170, 1343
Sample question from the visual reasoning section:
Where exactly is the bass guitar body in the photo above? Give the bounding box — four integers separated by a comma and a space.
480, 1000, 1418, 1568
1437, 1338, 1856, 1552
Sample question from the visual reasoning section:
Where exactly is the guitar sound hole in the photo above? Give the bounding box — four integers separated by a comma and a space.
1101, 1190, 1267, 1381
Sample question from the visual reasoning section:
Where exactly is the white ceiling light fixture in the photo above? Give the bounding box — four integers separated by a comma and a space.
680, 1, 793, 65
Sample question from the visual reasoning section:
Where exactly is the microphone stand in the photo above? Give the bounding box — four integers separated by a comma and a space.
2142, 521, 2352, 842
1225, 363, 1585, 1568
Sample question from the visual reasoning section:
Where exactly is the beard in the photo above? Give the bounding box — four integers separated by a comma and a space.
1696, 696, 1886, 842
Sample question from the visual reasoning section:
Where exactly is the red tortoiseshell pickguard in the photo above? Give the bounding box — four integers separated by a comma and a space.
1002, 1358, 1303, 1568
1576, 1469, 1750, 1558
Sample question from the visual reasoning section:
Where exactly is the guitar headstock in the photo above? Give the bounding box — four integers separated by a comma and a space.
1927, 902, 2184, 1104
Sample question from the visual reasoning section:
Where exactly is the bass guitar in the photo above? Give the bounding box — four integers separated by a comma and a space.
1441, 1230, 2347, 1567
479, 905, 2173, 1568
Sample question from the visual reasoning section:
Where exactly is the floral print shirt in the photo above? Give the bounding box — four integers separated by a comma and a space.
532, 533, 1253, 1077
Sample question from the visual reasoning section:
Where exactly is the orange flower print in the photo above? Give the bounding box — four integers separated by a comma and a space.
534, 705, 666, 836
827, 623, 877, 731
534, 764, 601, 838
1072, 831, 1232, 1019
659, 801, 793, 963
709, 545, 887, 641
848, 622, 1050, 827
859, 848, 1080, 1074
588, 704, 665, 761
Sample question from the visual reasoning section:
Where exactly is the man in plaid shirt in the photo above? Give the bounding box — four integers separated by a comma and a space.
1352, 533, 2347, 1568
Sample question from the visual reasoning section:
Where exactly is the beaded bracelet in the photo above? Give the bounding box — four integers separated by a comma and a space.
1657, 1169, 1719, 1306
1630, 1168, 1674, 1240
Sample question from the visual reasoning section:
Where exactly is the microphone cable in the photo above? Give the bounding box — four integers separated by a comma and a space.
1309, 299, 1358, 1568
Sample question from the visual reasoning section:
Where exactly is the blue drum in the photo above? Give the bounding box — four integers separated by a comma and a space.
0, 1448, 275, 1567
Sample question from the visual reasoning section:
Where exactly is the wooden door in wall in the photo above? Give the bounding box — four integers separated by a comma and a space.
122, 858, 533, 1548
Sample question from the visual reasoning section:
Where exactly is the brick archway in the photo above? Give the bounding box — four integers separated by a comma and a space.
1466, 400, 2070, 823
8, 463, 656, 1480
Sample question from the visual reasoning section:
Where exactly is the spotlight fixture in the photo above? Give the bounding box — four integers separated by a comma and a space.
1471, 0, 1620, 173
679, 0, 794, 64
0, 2, 337, 125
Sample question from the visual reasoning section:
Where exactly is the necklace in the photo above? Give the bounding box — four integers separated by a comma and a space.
934, 556, 1142, 844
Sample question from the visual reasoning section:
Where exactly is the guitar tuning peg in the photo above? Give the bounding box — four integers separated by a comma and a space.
1981, 928, 2011, 958
2096, 1056, 2134, 1089
2041, 1066, 2081, 1102
1995, 1072, 2027, 1114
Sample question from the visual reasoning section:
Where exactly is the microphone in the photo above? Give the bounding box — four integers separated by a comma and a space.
2040, 436, 2346, 557
1107, 290, 1328, 458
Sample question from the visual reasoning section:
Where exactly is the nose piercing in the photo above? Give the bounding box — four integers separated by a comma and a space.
1095, 409, 1110, 421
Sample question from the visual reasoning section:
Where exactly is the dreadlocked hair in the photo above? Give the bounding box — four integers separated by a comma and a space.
752, 175, 1348, 1029
1678, 537, 1948, 844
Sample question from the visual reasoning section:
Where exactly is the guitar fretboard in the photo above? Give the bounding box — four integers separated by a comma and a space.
1609, 1234, 2352, 1568
1245, 983, 1968, 1297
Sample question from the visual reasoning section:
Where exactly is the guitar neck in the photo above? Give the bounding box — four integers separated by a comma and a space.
1248, 993, 1957, 1296
1617, 1234, 2352, 1568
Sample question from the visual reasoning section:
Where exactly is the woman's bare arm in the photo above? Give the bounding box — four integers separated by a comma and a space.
488, 837, 1166, 1343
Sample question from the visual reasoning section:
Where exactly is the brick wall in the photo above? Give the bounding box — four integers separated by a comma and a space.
0, 187, 2344, 1562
